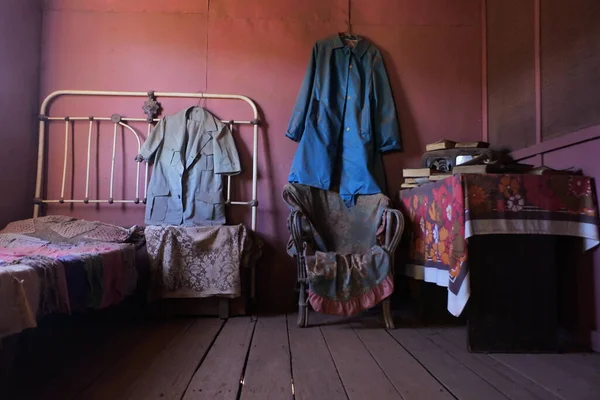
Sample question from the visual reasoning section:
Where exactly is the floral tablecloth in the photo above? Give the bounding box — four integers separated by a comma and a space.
399, 174, 600, 316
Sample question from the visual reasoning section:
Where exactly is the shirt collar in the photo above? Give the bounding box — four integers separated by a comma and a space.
180, 106, 219, 132
329, 34, 370, 59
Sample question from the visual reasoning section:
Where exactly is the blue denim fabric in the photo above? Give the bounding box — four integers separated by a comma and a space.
286, 34, 402, 206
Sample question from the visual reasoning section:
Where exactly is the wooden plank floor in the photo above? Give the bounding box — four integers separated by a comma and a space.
4, 312, 600, 400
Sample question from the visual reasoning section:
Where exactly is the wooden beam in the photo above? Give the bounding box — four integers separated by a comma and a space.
511, 123, 600, 161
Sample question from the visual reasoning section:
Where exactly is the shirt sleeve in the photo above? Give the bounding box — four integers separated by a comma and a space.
137, 119, 165, 163
372, 50, 402, 153
213, 122, 242, 175
285, 44, 318, 142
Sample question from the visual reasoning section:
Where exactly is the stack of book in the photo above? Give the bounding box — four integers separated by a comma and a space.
452, 164, 490, 174
400, 139, 492, 189
399, 139, 570, 190
401, 167, 452, 188
425, 139, 490, 152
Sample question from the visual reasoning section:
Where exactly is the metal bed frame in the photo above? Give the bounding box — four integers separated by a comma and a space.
32, 90, 260, 310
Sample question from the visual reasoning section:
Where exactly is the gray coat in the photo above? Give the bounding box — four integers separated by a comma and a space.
138, 106, 241, 226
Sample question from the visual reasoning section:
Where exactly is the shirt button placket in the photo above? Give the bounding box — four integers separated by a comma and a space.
343, 54, 351, 133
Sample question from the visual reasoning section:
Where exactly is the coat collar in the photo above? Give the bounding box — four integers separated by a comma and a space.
169, 106, 220, 170
168, 106, 219, 131
329, 33, 370, 59
185, 106, 219, 132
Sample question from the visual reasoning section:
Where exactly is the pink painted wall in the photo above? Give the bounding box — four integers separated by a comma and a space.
40, 0, 482, 311
0, 0, 42, 229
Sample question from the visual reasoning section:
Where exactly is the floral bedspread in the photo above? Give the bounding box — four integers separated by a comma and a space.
0, 216, 141, 339
399, 174, 600, 316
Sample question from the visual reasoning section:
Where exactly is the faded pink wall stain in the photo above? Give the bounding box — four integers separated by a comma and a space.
40, 0, 482, 310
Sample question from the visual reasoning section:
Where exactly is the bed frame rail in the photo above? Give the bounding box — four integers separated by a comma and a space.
33, 90, 260, 232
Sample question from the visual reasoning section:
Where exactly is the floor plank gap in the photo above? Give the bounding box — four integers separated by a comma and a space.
287, 313, 347, 400
175, 318, 227, 400
389, 328, 508, 400
239, 315, 293, 399
285, 315, 297, 400
384, 329, 459, 400
321, 318, 402, 399
415, 328, 511, 400
434, 328, 562, 400
489, 352, 600, 400
319, 325, 351, 400
236, 316, 258, 400
124, 317, 223, 400
351, 326, 408, 399
182, 316, 257, 400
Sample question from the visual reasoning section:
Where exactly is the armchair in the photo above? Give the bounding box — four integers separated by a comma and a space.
283, 183, 404, 328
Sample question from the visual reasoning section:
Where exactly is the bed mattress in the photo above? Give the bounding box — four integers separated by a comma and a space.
0, 216, 144, 339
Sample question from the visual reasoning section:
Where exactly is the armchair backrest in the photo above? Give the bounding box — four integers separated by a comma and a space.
283, 183, 391, 254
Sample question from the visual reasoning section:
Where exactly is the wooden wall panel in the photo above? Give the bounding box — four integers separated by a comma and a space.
486, 0, 536, 150
351, 0, 481, 27
541, 0, 600, 140
45, 0, 207, 13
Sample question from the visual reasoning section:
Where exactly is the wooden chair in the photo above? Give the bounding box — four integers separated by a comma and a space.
283, 183, 404, 328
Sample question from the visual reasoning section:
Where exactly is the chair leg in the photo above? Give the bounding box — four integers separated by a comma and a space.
383, 298, 394, 329
297, 282, 309, 328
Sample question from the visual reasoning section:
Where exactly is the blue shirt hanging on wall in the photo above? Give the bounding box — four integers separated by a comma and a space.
286, 34, 402, 206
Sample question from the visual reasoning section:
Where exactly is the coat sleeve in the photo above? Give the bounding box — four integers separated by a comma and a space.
213, 122, 242, 175
285, 44, 318, 142
372, 50, 402, 153
137, 119, 165, 163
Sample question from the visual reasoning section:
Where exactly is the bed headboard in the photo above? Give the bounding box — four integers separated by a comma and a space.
34, 90, 260, 231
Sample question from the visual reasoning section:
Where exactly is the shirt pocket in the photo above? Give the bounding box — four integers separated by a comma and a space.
194, 154, 222, 223
201, 154, 214, 170
165, 148, 181, 167
148, 186, 171, 222
194, 191, 222, 223
198, 155, 215, 193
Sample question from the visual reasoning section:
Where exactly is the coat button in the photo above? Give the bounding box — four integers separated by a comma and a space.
349, 64, 353, 69
346, 127, 350, 131
177, 194, 181, 199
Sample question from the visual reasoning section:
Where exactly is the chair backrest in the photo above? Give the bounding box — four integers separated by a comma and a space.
283, 183, 391, 254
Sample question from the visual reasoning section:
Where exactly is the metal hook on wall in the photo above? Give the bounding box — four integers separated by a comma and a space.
195, 92, 208, 108
340, 0, 357, 41
347, 0, 352, 34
